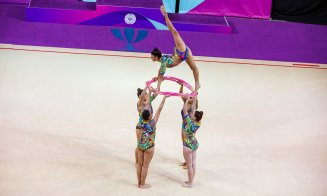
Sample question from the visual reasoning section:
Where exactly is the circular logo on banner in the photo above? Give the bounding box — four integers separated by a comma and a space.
124, 13, 136, 25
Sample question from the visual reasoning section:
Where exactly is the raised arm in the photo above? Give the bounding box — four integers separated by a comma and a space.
179, 83, 186, 103
149, 83, 159, 100
184, 97, 197, 132
156, 68, 165, 91
143, 87, 152, 110
183, 96, 190, 116
153, 96, 168, 123
137, 86, 147, 113
191, 96, 197, 116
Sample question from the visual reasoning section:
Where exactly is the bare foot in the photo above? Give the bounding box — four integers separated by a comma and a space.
139, 184, 152, 189
195, 82, 201, 91
160, 5, 167, 17
182, 181, 193, 188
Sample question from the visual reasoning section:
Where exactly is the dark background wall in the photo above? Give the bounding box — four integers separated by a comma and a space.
271, 0, 327, 25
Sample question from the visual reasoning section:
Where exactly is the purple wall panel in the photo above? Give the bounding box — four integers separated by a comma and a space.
1, 3, 327, 64
26, 4, 232, 34
0, 0, 29, 4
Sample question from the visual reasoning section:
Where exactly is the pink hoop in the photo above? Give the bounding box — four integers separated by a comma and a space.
146, 76, 197, 97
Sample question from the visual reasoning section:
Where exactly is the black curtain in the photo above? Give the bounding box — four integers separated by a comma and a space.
271, 0, 327, 25
175, 0, 180, 13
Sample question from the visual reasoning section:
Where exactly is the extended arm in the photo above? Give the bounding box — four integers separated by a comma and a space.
191, 96, 197, 116
143, 87, 151, 110
137, 86, 147, 113
179, 83, 186, 103
153, 96, 168, 123
183, 97, 190, 116
156, 74, 164, 91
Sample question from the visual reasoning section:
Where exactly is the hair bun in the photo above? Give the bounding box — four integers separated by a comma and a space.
153, 47, 161, 52
151, 48, 162, 58
137, 88, 144, 97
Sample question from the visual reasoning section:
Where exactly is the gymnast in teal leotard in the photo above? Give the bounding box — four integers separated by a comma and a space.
136, 94, 169, 189
182, 111, 201, 151
135, 86, 157, 168
181, 96, 203, 188
178, 83, 198, 168
138, 111, 156, 151
150, 5, 201, 92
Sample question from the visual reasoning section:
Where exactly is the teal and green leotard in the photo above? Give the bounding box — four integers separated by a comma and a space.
181, 111, 201, 151
136, 95, 156, 130
138, 117, 156, 151
159, 47, 189, 75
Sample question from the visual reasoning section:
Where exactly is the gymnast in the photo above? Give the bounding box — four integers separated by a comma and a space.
136, 90, 169, 188
150, 5, 201, 92
135, 86, 158, 167
181, 96, 203, 188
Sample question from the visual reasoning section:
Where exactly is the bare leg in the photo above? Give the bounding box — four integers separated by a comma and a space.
160, 5, 186, 52
179, 130, 187, 168
182, 146, 194, 187
135, 147, 138, 168
183, 162, 188, 169
186, 49, 201, 91
137, 149, 144, 187
140, 147, 155, 188
135, 129, 141, 167
192, 150, 197, 181
180, 129, 184, 166
161, 5, 200, 91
